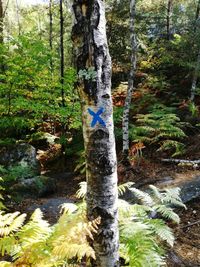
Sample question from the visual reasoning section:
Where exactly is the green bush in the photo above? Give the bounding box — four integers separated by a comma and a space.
0, 164, 35, 183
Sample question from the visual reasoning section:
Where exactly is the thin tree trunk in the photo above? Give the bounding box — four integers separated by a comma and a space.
190, 0, 200, 101
15, 0, 21, 36
49, 0, 53, 72
195, 0, 200, 21
122, 0, 137, 158
191, 51, 200, 101
72, 1, 119, 266
60, 0, 65, 107
7, 83, 13, 115
167, 0, 173, 40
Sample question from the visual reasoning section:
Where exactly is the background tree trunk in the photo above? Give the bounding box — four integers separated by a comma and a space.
72, 1, 119, 266
49, 0, 53, 72
167, 0, 173, 40
195, 0, 200, 21
191, 51, 200, 102
60, 0, 65, 107
15, 0, 21, 36
122, 0, 137, 159
190, 0, 200, 101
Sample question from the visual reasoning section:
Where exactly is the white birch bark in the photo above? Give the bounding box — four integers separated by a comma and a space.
122, 0, 137, 157
72, 1, 119, 266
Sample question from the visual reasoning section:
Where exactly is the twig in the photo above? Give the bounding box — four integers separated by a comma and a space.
181, 219, 200, 229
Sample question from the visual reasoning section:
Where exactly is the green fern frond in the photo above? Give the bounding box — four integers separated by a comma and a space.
118, 182, 134, 196
154, 204, 180, 223
0, 236, 18, 256
120, 221, 165, 267
118, 200, 152, 221
162, 188, 186, 209
146, 219, 174, 247
129, 188, 154, 206
131, 105, 187, 156
149, 185, 163, 201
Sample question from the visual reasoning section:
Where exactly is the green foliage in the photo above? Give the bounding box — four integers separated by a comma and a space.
129, 104, 187, 156
0, 164, 35, 183
74, 151, 86, 174
188, 101, 199, 117
130, 185, 186, 224
120, 220, 166, 267
118, 184, 185, 267
0, 34, 81, 141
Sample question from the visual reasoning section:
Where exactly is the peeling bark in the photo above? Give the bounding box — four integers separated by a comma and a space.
72, 1, 119, 266
122, 0, 137, 158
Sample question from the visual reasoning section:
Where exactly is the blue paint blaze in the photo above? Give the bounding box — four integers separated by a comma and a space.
88, 107, 106, 127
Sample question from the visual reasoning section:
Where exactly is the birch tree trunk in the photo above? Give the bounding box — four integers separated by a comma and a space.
122, 0, 137, 158
72, 1, 119, 266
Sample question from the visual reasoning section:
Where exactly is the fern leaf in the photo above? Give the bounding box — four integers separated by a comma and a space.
162, 188, 186, 209
149, 185, 162, 201
120, 221, 165, 267
130, 188, 154, 206
118, 182, 134, 196
154, 205, 180, 223
76, 181, 87, 199
59, 203, 78, 214
147, 219, 175, 247
0, 212, 26, 236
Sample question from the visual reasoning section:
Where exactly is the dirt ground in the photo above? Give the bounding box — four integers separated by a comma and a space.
167, 197, 200, 267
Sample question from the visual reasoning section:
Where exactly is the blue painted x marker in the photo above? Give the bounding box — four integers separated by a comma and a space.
88, 107, 106, 127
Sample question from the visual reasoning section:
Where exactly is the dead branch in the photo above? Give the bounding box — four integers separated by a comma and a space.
161, 158, 200, 165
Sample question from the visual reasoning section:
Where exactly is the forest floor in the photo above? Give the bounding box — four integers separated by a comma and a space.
7, 134, 200, 266
14, 163, 200, 267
